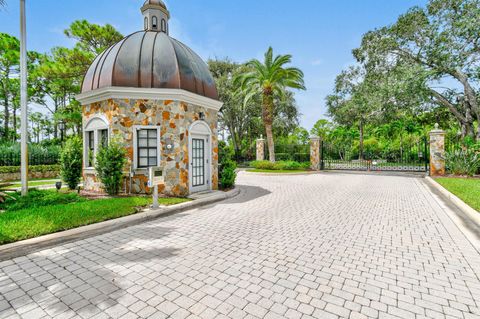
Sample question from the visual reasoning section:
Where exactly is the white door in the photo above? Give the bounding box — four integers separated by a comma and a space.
190, 135, 210, 193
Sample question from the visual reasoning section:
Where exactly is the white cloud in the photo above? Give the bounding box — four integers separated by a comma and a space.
311, 59, 324, 66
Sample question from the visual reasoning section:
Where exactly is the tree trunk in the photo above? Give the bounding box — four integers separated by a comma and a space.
262, 89, 275, 162
3, 97, 9, 141
463, 107, 475, 139
53, 98, 59, 139
265, 123, 275, 162
358, 121, 364, 160
12, 106, 17, 142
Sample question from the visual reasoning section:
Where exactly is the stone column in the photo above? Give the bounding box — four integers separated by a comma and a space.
310, 135, 321, 171
256, 137, 265, 161
429, 123, 446, 176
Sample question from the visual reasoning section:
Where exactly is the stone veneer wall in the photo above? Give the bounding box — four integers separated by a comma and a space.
83, 98, 218, 197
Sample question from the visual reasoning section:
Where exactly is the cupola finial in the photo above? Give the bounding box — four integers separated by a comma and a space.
141, 0, 170, 34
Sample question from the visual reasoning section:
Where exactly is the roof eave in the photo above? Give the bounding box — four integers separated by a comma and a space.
76, 87, 223, 111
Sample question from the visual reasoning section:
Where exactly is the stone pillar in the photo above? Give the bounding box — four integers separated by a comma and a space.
256, 137, 265, 161
310, 135, 321, 171
429, 123, 446, 176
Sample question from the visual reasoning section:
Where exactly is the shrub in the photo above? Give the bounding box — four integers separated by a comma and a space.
251, 160, 276, 170
95, 137, 127, 195
446, 149, 480, 176
60, 136, 83, 190
220, 160, 237, 189
251, 160, 307, 171
0, 165, 60, 174
218, 141, 237, 189
0, 142, 60, 166
274, 161, 302, 170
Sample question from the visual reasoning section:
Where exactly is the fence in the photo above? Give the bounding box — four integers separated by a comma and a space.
0, 144, 60, 166
445, 135, 480, 153
320, 138, 428, 172
263, 143, 310, 163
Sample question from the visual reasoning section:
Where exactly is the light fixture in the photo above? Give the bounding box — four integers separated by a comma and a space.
55, 181, 62, 192
198, 112, 205, 120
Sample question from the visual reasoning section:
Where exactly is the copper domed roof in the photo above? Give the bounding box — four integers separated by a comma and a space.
81, 31, 218, 100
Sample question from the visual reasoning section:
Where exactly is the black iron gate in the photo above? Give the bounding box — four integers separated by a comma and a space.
320, 137, 429, 172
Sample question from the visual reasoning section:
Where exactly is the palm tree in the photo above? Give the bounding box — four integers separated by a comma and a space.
236, 47, 305, 162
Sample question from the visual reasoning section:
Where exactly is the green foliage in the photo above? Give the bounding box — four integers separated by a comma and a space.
0, 165, 60, 174
445, 150, 480, 176
275, 161, 302, 170
251, 160, 276, 170
350, 0, 480, 140
208, 59, 301, 162
60, 136, 83, 190
1, 20, 124, 142
95, 136, 127, 195
235, 47, 305, 162
311, 120, 333, 140
64, 20, 124, 55
0, 189, 85, 212
0, 142, 60, 166
250, 160, 308, 171
218, 141, 237, 189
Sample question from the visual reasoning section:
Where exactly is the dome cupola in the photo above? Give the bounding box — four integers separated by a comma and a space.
141, 0, 170, 34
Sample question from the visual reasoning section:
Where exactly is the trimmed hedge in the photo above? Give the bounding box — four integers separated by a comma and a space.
250, 160, 310, 171
0, 165, 61, 174
0, 143, 60, 166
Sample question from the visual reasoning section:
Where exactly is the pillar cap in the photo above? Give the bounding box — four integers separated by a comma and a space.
430, 123, 445, 134
310, 135, 320, 140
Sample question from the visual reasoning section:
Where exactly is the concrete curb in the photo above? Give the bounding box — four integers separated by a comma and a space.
0, 188, 240, 261
424, 176, 480, 228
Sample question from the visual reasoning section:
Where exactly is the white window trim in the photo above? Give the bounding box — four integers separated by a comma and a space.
83, 116, 110, 170
132, 125, 162, 170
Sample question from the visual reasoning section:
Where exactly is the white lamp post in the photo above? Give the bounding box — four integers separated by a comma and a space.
20, 0, 28, 196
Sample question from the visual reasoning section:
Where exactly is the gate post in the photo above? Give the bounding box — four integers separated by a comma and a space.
256, 136, 265, 161
310, 135, 321, 171
429, 123, 446, 176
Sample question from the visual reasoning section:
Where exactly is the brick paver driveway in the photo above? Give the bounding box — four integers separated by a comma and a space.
1, 172, 480, 319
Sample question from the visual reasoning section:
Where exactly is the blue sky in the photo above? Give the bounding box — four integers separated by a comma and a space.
0, 0, 427, 130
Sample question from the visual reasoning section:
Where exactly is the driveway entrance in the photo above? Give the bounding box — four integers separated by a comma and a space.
0, 172, 479, 318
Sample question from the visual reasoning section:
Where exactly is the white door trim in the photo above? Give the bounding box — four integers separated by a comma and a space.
188, 121, 212, 194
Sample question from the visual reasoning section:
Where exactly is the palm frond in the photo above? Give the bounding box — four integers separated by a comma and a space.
264, 47, 273, 69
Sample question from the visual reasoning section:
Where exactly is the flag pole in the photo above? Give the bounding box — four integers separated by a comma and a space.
20, 0, 28, 196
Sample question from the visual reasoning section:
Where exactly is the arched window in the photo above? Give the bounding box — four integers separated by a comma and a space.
83, 116, 109, 168
161, 19, 166, 32
152, 16, 158, 30
144, 17, 148, 30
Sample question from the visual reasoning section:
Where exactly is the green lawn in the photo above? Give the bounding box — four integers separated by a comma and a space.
436, 177, 480, 212
0, 190, 190, 245
247, 169, 309, 174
